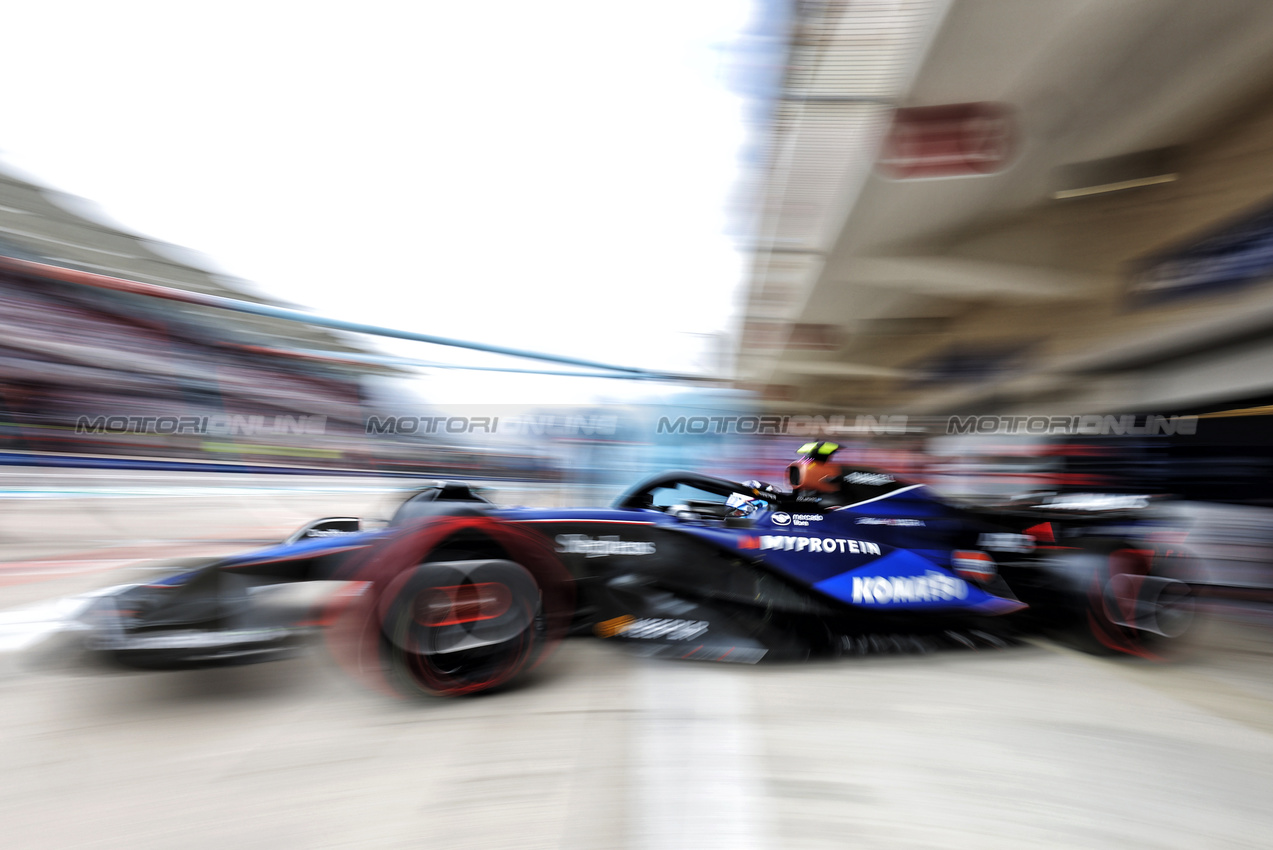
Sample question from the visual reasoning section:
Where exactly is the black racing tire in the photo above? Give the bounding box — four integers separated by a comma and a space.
379, 559, 544, 697
1044, 538, 1196, 659
327, 515, 574, 698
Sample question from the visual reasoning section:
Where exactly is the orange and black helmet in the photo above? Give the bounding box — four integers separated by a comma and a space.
786, 441, 845, 494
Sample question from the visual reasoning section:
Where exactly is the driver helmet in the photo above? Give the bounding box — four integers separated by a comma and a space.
786, 441, 846, 495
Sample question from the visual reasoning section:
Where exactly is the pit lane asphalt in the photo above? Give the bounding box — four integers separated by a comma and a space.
2, 476, 1273, 849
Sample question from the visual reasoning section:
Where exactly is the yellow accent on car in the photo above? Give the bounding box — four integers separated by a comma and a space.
594, 615, 635, 638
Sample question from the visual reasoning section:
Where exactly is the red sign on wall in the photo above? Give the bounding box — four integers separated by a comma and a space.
876, 102, 1015, 179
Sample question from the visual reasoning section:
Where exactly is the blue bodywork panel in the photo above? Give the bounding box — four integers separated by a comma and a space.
502, 485, 1025, 616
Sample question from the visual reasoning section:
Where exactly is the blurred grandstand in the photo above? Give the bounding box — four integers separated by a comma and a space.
0, 167, 557, 480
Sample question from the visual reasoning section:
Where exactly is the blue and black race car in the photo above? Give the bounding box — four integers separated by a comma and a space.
79, 442, 1197, 697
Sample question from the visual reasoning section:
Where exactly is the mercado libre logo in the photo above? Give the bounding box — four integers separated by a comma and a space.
771, 512, 791, 526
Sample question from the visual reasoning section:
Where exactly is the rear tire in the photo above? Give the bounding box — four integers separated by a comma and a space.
1045, 539, 1197, 658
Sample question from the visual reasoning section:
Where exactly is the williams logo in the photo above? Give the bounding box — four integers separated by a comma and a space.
555, 534, 656, 558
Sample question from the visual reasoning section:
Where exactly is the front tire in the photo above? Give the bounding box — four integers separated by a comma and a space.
380, 559, 544, 697
327, 516, 573, 697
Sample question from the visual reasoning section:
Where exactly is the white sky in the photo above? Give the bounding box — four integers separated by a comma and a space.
0, 2, 759, 404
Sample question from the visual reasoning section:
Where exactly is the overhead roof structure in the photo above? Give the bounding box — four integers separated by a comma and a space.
737, 0, 1273, 415
739, 0, 948, 384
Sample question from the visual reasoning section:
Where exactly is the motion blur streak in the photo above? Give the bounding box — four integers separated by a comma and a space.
7, 1, 1273, 848
634, 664, 772, 850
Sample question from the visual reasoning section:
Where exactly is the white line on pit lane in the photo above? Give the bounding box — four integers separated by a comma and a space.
633, 661, 773, 850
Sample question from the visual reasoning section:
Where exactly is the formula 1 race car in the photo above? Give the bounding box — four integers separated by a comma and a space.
74, 443, 1198, 697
